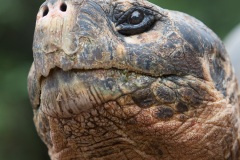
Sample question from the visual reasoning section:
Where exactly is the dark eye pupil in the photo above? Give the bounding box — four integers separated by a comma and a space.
128, 11, 144, 25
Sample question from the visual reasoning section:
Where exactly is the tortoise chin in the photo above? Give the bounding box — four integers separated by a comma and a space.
29, 0, 240, 159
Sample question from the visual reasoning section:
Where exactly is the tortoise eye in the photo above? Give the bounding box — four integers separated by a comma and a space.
128, 10, 144, 25
115, 7, 156, 36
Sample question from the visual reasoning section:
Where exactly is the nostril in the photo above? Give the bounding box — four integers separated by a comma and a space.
42, 6, 49, 17
60, 3, 67, 12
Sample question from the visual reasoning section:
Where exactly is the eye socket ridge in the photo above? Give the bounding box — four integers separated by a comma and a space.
115, 7, 156, 36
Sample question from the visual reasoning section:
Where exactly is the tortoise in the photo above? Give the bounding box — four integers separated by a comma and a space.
28, 0, 240, 159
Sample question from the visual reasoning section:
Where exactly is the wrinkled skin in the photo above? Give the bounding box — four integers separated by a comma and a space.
28, 0, 240, 159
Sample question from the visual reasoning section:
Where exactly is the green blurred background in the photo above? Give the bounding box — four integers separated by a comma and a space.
0, 0, 239, 159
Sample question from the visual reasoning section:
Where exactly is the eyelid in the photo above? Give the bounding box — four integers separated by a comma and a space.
116, 15, 154, 33
115, 7, 154, 26
114, 6, 162, 36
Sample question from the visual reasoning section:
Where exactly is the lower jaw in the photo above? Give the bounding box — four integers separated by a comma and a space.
39, 68, 156, 118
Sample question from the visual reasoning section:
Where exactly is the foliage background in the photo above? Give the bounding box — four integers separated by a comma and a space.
0, 0, 239, 159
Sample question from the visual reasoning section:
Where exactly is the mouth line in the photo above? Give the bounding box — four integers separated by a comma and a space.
38, 66, 159, 87
40, 65, 168, 79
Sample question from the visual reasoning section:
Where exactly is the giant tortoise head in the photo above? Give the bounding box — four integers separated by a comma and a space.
28, 0, 240, 159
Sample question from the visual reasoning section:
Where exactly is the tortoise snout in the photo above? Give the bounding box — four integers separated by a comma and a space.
34, 1, 79, 56
39, 2, 68, 20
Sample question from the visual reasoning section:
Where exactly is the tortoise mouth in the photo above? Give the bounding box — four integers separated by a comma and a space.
38, 67, 157, 118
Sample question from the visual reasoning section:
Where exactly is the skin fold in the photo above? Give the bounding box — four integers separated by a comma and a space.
28, 0, 240, 159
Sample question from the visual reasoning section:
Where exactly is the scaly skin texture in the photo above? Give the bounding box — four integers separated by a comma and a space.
28, 0, 240, 159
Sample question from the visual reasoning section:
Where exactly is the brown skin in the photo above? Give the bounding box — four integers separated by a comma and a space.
28, 0, 240, 159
